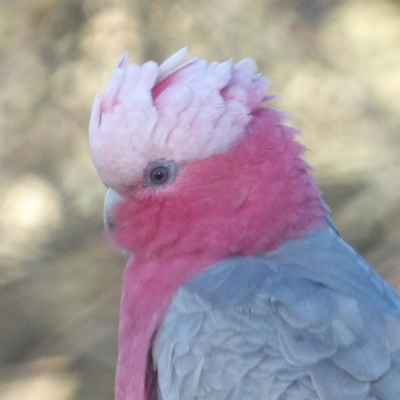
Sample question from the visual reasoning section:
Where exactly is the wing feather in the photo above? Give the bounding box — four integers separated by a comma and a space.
153, 227, 400, 399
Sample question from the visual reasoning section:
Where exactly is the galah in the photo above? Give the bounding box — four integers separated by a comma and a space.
89, 48, 400, 400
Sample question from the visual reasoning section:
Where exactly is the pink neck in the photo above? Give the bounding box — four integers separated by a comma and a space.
115, 253, 221, 400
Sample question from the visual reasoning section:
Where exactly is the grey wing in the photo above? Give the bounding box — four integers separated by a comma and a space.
153, 256, 400, 400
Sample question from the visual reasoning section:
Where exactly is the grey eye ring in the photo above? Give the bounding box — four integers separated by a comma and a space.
144, 160, 180, 188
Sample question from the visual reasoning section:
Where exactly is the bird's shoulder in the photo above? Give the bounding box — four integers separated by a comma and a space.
153, 226, 400, 400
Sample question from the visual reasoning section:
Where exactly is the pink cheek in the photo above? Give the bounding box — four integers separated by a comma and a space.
106, 200, 160, 253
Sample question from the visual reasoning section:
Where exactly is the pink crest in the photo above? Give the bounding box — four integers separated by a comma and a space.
89, 49, 270, 192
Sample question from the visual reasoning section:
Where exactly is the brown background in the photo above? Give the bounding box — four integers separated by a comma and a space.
0, 1, 399, 399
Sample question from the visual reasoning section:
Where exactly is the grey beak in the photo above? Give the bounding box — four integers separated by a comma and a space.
103, 188, 123, 231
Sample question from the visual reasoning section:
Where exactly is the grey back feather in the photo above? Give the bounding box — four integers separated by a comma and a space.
153, 226, 400, 400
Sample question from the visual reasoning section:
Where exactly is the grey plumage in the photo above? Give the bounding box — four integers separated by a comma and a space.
153, 224, 400, 399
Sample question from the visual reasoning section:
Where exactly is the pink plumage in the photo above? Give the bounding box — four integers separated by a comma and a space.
89, 48, 269, 194
89, 49, 328, 400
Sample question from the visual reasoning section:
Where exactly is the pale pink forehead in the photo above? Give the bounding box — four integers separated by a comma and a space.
89, 48, 270, 191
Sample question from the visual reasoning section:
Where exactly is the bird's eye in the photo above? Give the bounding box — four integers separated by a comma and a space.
150, 166, 169, 184
144, 160, 179, 188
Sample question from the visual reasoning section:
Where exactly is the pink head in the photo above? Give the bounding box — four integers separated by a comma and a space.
89, 48, 328, 261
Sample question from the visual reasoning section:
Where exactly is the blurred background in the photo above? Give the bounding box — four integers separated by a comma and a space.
0, 0, 399, 399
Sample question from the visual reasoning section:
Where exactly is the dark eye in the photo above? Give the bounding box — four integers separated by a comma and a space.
150, 166, 169, 184
144, 160, 179, 188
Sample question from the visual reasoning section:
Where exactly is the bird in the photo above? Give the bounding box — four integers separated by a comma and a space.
89, 48, 400, 400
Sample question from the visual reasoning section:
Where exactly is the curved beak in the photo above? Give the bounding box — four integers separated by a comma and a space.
103, 188, 123, 231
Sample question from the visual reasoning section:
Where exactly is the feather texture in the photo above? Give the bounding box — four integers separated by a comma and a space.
89, 49, 269, 193
153, 224, 400, 400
